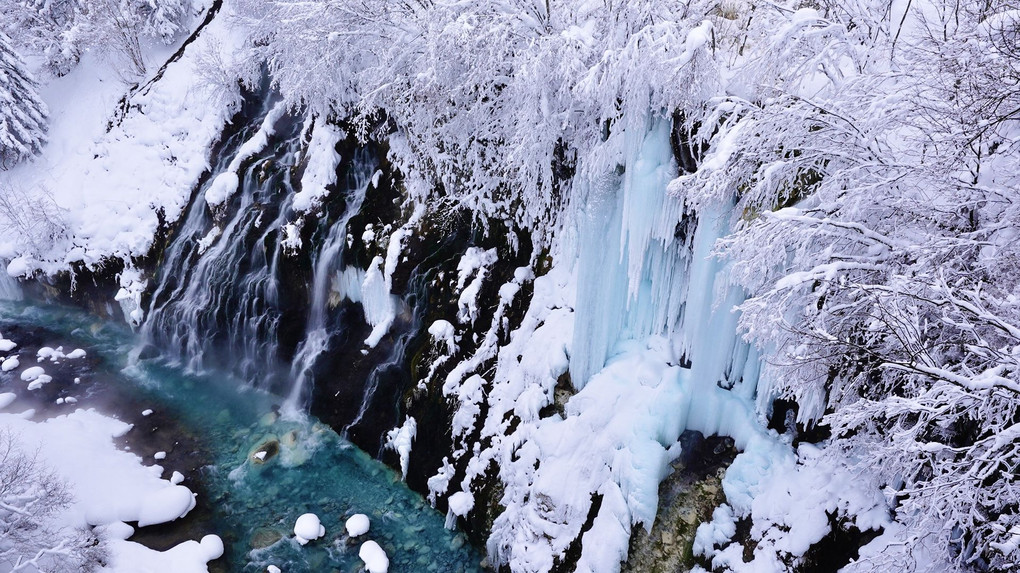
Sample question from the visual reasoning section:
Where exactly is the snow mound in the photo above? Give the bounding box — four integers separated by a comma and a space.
449, 491, 474, 516
20, 365, 46, 381
21, 365, 53, 389
107, 533, 224, 572
0, 407, 214, 571
358, 540, 389, 573
345, 513, 370, 537
428, 320, 456, 354
1, 356, 19, 371
37, 346, 87, 362
293, 513, 325, 545
137, 485, 197, 527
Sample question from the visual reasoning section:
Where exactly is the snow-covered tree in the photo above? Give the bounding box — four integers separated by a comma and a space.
0, 0, 82, 75
0, 0, 191, 77
74, 0, 192, 77
234, 0, 721, 240
0, 430, 107, 571
670, 0, 1020, 569
0, 32, 48, 169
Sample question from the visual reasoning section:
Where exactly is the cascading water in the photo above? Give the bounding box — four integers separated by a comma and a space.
0, 269, 23, 302
142, 96, 302, 388
142, 100, 380, 409
282, 157, 372, 416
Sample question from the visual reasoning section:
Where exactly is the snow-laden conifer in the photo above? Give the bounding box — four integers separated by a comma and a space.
0, 32, 48, 169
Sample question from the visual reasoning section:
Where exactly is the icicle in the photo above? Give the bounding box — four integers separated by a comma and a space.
569, 117, 686, 390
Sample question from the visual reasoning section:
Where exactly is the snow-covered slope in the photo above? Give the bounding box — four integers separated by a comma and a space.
0, 0, 242, 278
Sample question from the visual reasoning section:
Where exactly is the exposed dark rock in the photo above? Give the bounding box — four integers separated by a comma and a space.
623, 432, 736, 573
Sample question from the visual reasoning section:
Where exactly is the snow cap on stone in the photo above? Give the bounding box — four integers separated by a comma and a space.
293, 513, 325, 545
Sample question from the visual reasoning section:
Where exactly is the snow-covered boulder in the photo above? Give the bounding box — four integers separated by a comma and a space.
345, 513, 370, 537
20, 365, 52, 390
20, 365, 46, 381
293, 513, 325, 545
358, 540, 389, 573
449, 491, 474, 516
1, 356, 19, 371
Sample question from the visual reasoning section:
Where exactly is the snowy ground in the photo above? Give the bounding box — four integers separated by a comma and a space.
0, 8, 238, 564
0, 408, 223, 572
0, 0, 243, 292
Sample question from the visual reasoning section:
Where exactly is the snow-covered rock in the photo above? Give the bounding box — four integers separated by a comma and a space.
1, 356, 19, 371
19, 365, 45, 381
445, 491, 475, 528
345, 513, 370, 537
428, 320, 456, 354
38, 346, 87, 361
21, 365, 52, 389
358, 540, 389, 573
293, 513, 325, 545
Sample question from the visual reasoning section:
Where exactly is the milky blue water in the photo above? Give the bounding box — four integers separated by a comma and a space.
0, 302, 483, 572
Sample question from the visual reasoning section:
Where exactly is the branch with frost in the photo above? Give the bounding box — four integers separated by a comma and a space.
1, 0, 191, 78
236, 0, 727, 240
828, 377, 1020, 570
0, 183, 69, 267
0, 430, 107, 571
763, 208, 897, 250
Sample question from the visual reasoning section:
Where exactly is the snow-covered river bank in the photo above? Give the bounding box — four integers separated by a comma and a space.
0, 301, 483, 572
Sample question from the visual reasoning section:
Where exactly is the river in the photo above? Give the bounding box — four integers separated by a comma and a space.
0, 301, 484, 572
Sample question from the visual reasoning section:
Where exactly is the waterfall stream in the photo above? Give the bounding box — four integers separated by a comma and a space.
142, 99, 383, 422
142, 96, 300, 388
283, 153, 372, 416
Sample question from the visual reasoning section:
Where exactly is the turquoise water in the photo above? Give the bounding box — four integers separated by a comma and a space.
0, 302, 483, 572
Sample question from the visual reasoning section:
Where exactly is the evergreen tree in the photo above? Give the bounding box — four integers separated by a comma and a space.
0, 32, 48, 169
